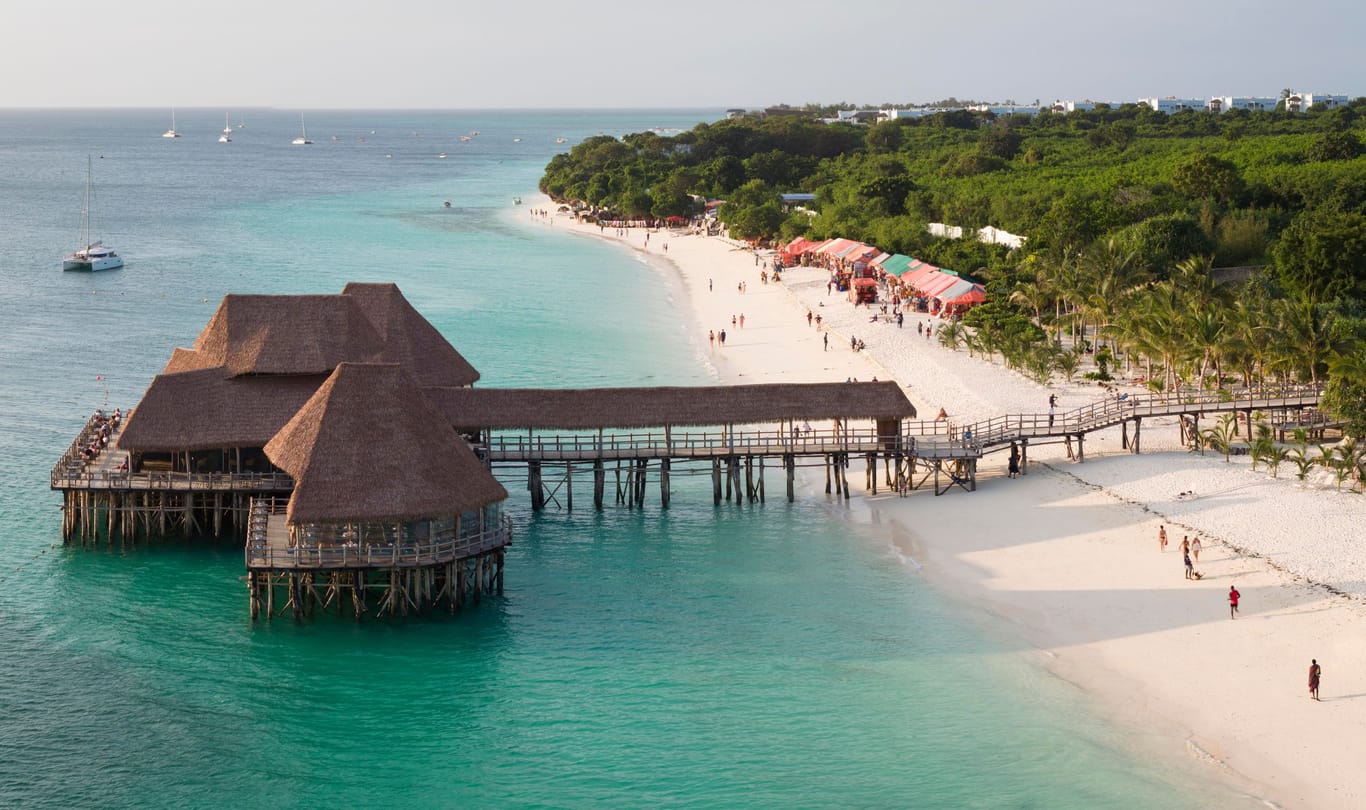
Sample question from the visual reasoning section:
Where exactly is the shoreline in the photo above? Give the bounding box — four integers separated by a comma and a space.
523, 197, 1366, 809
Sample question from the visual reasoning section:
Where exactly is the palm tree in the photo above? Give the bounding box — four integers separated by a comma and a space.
1272, 296, 1337, 385
938, 321, 965, 351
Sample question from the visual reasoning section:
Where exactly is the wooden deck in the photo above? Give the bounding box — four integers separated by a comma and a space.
244, 502, 514, 571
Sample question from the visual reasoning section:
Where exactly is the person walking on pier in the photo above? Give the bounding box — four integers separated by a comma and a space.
1309, 659, 1322, 700
1228, 585, 1240, 619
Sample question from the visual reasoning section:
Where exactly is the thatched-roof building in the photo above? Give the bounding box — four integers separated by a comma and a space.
119, 283, 481, 475
265, 363, 506, 528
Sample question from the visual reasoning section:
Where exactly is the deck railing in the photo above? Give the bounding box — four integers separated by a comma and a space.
52, 467, 295, 491
244, 500, 514, 570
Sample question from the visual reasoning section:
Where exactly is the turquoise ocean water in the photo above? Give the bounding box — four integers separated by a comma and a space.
0, 110, 1248, 808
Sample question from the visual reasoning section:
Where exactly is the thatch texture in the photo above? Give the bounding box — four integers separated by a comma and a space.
162, 347, 206, 374
117, 368, 327, 452
265, 363, 506, 524
341, 282, 480, 387
187, 294, 388, 377
427, 381, 915, 430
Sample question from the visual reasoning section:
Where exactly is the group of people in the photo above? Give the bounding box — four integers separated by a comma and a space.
80, 408, 122, 463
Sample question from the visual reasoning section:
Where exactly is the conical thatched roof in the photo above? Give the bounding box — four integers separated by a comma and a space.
264, 363, 506, 525
342, 282, 480, 387
427, 381, 915, 430
188, 294, 387, 377
118, 368, 327, 452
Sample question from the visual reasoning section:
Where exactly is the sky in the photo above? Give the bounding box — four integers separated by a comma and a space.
4, 0, 1363, 109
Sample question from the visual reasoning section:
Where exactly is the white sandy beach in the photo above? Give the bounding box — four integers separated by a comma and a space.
529, 201, 1366, 809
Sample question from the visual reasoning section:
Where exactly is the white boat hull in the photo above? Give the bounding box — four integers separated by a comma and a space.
64, 253, 123, 272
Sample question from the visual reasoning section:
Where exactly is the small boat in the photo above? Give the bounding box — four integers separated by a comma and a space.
162, 108, 181, 138
63, 156, 124, 272
556, 137, 568, 144
512, 137, 522, 143
330, 135, 340, 141
385, 153, 393, 159
238, 116, 246, 129
469, 130, 479, 136
459, 135, 471, 142
292, 113, 312, 145
513, 197, 522, 205
443, 200, 452, 208
218, 132, 231, 143
437, 153, 448, 159
222, 113, 233, 135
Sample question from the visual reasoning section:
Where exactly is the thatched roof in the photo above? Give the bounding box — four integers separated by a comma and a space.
341, 282, 479, 387
118, 368, 327, 452
264, 363, 506, 525
162, 347, 204, 374
186, 294, 388, 377
428, 381, 915, 430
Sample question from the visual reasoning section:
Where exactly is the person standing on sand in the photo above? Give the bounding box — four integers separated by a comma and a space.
1180, 536, 1190, 556
719, 329, 726, 346
1184, 550, 1194, 579
1309, 659, 1322, 700
807, 311, 813, 327
739, 313, 745, 329
708, 330, 714, 348
1159, 525, 1168, 552
1228, 585, 1240, 619
1191, 536, 1202, 563
709, 278, 712, 291
823, 333, 828, 351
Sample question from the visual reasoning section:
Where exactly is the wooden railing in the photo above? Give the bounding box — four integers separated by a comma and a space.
486, 426, 910, 460
52, 467, 294, 491
244, 500, 514, 570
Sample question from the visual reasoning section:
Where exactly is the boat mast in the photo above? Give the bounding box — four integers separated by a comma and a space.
81, 155, 92, 250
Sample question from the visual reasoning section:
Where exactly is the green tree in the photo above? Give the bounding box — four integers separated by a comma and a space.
1272, 212, 1366, 302
1172, 153, 1244, 205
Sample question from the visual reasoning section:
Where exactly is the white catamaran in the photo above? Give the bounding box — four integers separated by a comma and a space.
63, 156, 124, 272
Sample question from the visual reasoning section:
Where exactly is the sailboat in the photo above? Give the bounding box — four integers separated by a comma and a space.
162, 108, 181, 138
292, 113, 312, 145
219, 113, 232, 142
63, 156, 124, 272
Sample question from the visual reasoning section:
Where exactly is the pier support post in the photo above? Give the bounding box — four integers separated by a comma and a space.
593, 459, 605, 510
528, 461, 544, 510
824, 455, 832, 494
745, 456, 754, 503
1132, 418, 1142, 454
785, 453, 795, 502
660, 458, 670, 509
1020, 438, 1029, 475
1076, 433, 1085, 463
636, 459, 648, 507
712, 459, 722, 505
565, 462, 573, 511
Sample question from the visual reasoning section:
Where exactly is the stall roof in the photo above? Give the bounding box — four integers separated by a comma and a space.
934, 278, 978, 301
942, 285, 987, 306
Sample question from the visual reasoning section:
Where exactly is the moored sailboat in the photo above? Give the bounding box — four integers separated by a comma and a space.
63, 156, 124, 272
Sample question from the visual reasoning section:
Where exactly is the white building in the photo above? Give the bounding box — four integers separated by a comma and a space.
1284, 93, 1350, 112
1049, 100, 1104, 113
1138, 97, 1207, 113
1207, 96, 1279, 113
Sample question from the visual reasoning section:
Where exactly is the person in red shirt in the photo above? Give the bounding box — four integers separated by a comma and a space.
1228, 585, 1240, 619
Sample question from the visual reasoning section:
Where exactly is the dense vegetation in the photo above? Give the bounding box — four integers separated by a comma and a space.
541, 103, 1366, 441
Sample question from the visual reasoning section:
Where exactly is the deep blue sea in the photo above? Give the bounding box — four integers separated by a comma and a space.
0, 109, 1248, 808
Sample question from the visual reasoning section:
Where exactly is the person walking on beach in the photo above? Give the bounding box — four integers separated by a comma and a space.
1228, 585, 1240, 619
1191, 536, 1202, 563
1309, 659, 1322, 700
1184, 549, 1194, 580
823, 333, 828, 351
732, 315, 737, 327
1180, 536, 1190, 556
739, 313, 745, 329
709, 278, 713, 292
807, 311, 813, 327
1159, 525, 1168, 552
719, 329, 726, 346
708, 330, 714, 348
